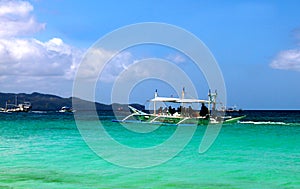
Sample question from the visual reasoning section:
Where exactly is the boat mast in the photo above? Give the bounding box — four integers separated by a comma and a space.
181, 87, 185, 115
212, 90, 217, 112
181, 87, 185, 99
208, 90, 217, 115
208, 89, 211, 113
154, 89, 158, 115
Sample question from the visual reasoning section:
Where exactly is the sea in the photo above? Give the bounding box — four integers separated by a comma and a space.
0, 110, 300, 189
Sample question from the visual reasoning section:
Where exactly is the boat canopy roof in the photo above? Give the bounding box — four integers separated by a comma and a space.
177, 99, 210, 103
149, 97, 179, 102
149, 97, 210, 104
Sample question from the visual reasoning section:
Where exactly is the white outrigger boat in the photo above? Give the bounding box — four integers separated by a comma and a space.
115, 89, 246, 126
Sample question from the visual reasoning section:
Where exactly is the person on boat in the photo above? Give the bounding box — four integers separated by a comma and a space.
200, 103, 209, 117
177, 106, 181, 114
168, 106, 172, 115
158, 107, 163, 114
168, 106, 176, 115
188, 106, 193, 116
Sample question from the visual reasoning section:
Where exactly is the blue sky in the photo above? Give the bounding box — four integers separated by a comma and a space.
0, 0, 300, 109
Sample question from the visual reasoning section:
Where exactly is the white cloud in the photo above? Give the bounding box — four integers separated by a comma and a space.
0, 0, 85, 96
0, 37, 83, 78
270, 49, 300, 71
0, 37, 84, 97
166, 53, 186, 64
270, 28, 300, 72
76, 48, 135, 82
100, 51, 134, 82
0, 1, 140, 96
0, 0, 45, 37
0, 0, 32, 17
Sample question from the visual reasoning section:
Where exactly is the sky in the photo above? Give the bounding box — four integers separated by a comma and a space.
0, 0, 300, 109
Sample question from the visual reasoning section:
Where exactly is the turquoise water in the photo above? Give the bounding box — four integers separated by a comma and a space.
1, 111, 300, 188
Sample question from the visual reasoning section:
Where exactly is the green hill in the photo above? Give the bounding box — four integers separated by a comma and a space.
0, 92, 144, 111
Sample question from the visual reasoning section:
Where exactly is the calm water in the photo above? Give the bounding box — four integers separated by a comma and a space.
1, 111, 300, 188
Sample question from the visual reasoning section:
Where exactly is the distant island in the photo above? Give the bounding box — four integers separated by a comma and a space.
0, 92, 144, 111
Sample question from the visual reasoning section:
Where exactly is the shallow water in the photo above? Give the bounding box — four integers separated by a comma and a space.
0, 111, 300, 188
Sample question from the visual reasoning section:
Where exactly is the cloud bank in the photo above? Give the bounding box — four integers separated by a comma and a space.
0, 1, 138, 95
75, 48, 134, 82
0, 0, 45, 37
0, 0, 85, 96
270, 29, 300, 72
0, 37, 83, 78
270, 49, 300, 71
166, 53, 186, 64
0, 0, 82, 80
0, 1, 176, 97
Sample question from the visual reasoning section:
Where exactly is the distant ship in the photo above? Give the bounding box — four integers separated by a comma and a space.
0, 96, 32, 113
219, 104, 243, 112
58, 106, 75, 113
226, 106, 243, 112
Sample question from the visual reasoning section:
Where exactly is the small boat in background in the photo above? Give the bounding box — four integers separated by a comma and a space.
226, 105, 243, 112
219, 104, 243, 112
58, 106, 75, 113
0, 96, 32, 113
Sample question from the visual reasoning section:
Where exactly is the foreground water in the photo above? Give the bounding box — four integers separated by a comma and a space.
1, 111, 300, 188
